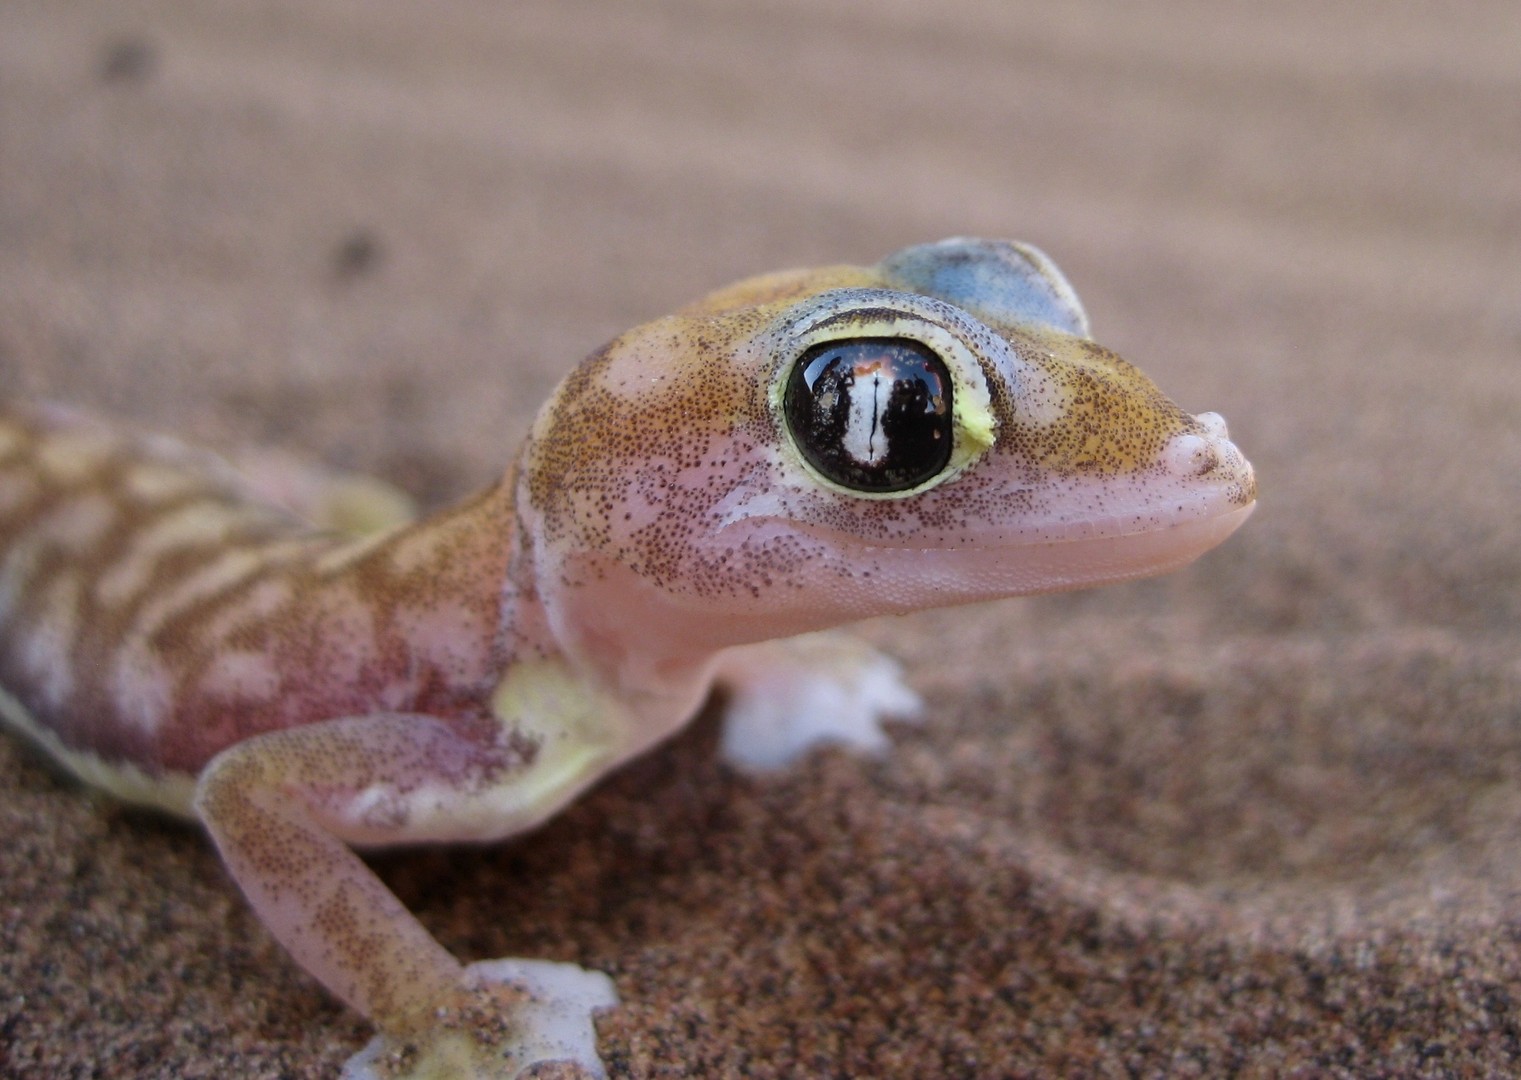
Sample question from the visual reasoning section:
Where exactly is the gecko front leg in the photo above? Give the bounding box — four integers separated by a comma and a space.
714, 632, 924, 771
194, 711, 618, 1079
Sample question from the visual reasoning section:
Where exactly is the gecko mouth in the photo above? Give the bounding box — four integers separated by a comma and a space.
977, 501, 1252, 601
696, 501, 1254, 628
812, 500, 1253, 577
957, 501, 1256, 594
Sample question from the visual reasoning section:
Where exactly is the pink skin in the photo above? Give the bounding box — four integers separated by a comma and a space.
0, 239, 1255, 1079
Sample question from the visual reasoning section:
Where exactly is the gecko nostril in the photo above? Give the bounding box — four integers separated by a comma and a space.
1164, 433, 1219, 478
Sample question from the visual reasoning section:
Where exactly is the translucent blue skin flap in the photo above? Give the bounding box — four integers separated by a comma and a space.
880, 238, 1091, 338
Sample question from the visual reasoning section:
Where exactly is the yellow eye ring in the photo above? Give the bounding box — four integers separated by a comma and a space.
769, 298, 998, 500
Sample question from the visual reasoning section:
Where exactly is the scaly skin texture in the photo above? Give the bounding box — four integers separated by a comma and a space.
0, 239, 1255, 1078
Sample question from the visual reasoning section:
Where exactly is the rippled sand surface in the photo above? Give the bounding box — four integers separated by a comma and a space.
3, 3, 1518, 1074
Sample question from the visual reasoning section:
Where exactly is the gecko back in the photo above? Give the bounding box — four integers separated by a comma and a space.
0, 403, 332, 807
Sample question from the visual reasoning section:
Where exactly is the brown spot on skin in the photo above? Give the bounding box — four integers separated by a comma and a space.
986, 333, 1197, 478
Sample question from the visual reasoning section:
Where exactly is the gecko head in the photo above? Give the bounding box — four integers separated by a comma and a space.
522, 238, 1255, 641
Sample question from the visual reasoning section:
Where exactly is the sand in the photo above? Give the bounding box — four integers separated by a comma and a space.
2, 1, 1519, 1076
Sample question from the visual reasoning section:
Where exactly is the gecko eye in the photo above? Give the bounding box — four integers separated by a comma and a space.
784, 337, 954, 493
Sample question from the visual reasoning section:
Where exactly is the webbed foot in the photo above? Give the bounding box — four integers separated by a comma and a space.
342, 959, 618, 1080
716, 632, 923, 771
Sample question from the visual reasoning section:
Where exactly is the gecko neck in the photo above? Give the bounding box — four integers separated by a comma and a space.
314, 477, 529, 703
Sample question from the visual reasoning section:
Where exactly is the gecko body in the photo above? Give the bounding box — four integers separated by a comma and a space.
0, 239, 1255, 1078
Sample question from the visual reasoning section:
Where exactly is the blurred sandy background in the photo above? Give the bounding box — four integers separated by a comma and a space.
2, 2, 1519, 1076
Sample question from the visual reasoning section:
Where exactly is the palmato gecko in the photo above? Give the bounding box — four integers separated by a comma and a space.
0, 239, 1255, 1077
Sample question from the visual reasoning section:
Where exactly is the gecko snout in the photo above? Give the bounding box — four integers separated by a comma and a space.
1162, 413, 1256, 507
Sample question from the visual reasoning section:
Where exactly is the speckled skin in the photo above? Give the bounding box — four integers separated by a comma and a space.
0, 239, 1254, 1079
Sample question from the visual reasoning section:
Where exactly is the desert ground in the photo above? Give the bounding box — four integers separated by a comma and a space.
2, 2, 1519, 1075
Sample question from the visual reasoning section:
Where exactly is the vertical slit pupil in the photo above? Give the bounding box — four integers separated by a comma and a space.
784, 337, 954, 492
